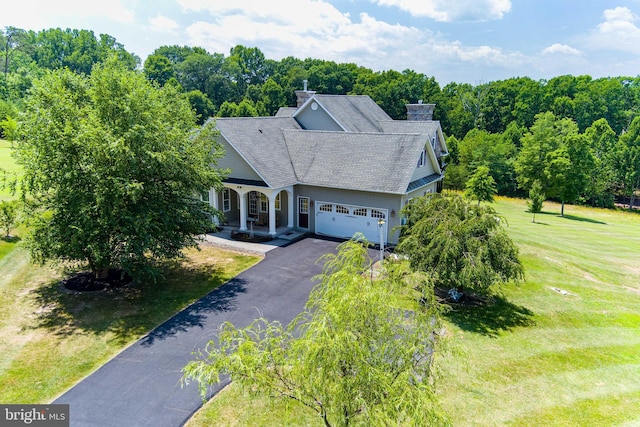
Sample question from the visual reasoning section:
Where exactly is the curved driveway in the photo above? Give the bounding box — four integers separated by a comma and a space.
54, 237, 341, 427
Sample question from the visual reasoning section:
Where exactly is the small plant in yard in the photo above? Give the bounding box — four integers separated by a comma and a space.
0, 199, 19, 238
527, 180, 545, 223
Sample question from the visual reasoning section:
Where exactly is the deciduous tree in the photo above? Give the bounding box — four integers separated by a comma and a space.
183, 239, 447, 427
14, 57, 225, 280
464, 165, 497, 205
527, 180, 545, 223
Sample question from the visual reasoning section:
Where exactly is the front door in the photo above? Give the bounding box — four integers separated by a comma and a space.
298, 197, 309, 229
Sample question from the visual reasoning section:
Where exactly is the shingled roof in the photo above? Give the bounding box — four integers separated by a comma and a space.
283, 129, 425, 194
296, 95, 392, 132
212, 93, 445, 194
213, 116, 300, 189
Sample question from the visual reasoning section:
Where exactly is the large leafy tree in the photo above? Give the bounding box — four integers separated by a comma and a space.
14, 57, 225, 280
397, 194, 523, 296
545, 133, 594, 216
184, 239, 447, 427
515, 112, 577, 192
614, 116, 640, 210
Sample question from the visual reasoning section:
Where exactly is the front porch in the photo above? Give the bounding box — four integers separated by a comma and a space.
216, 221, 306, 243
208, 183, 295, 238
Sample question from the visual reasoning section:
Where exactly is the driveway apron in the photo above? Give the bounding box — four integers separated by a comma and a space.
54, 237, 341, 427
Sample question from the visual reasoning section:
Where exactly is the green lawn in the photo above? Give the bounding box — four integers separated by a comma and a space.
0, 137, 264, 404
0, 244, 261, 403
188, 197, 640, 426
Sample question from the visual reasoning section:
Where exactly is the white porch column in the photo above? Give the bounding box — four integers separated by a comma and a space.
287, 190, 294, 228
268, 193, 277, 236
239, 192, 248, 231
209, 188, 219, 225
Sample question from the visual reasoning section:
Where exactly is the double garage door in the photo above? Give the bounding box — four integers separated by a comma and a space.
315, 201, 388, 244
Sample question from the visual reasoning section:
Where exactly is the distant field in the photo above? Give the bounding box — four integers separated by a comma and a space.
188, 197, 640, 426
0, 139, 21, 201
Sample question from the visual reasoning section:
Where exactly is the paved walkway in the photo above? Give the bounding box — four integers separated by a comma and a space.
54, 237, 340, 427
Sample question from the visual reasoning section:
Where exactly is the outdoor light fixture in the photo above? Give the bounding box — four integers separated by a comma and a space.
378, 218, 385, 266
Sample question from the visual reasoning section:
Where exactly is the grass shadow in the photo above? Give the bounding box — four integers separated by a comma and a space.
1, 235, 21, 243
562, 214, 607, 224
444, 295, 535, 338
30, 257, 248, 346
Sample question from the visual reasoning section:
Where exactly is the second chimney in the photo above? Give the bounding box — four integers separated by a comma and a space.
406, 101, 435, 121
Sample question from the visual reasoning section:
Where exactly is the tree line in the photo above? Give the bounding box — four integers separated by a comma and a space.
2, 26, 640, 209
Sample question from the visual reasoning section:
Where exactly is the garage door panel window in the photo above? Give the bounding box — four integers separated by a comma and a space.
336, 205, 349, 214
353, 208, 367, 216
371, 209, 386, 219
319, 204, 333, 212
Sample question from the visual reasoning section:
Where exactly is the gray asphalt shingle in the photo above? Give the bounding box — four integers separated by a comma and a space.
210, 94, 445, 194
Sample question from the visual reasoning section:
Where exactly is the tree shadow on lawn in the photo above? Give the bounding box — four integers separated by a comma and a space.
533, 210, 607, 225
444, 295, 535, 338
30, 259, 247, 346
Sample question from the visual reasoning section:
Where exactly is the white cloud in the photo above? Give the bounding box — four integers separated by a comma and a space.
372, 0, 511, 22
588, 6, 640, 54
541, 43, 582, 56
181, 0, 424, 67
1, 0, 134, 29
149, 15, 180, 34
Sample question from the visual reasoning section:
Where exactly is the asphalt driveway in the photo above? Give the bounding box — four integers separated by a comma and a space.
54, 237, 341, 427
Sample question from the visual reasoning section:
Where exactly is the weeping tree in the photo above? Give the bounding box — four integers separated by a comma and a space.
397, 193, 523, 296
183, 239, 448, 427
14, 56, 226, 281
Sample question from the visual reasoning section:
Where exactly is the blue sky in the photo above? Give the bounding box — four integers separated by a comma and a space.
3, 0, 640, 85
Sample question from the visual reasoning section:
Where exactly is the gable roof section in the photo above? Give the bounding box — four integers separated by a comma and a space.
213, 117, 300, 189
283, 130, 424, 194
294, 95, 392, 133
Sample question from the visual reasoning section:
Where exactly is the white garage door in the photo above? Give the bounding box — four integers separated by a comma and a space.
315, 202, 388, 244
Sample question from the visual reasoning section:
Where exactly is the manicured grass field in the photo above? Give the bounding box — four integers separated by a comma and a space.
187, 197, 640, 426
0, 139, 21, 201
0, 244, 261, 403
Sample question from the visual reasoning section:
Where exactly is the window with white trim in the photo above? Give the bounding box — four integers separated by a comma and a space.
417, 147, 426, 167
249, 192, 258, 215
222, 189, 231, 212
260, 193, 268, 212
275, 193, 281, 210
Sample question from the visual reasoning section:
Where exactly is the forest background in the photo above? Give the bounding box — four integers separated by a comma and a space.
1, 26, 639, 209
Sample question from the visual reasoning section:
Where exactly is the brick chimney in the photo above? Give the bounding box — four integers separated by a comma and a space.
295, 79, 316, 108
406, 100, 435, 121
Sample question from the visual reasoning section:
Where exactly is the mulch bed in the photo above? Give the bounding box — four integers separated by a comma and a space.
230, 230, 274, 243
63, 268, 133, 292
